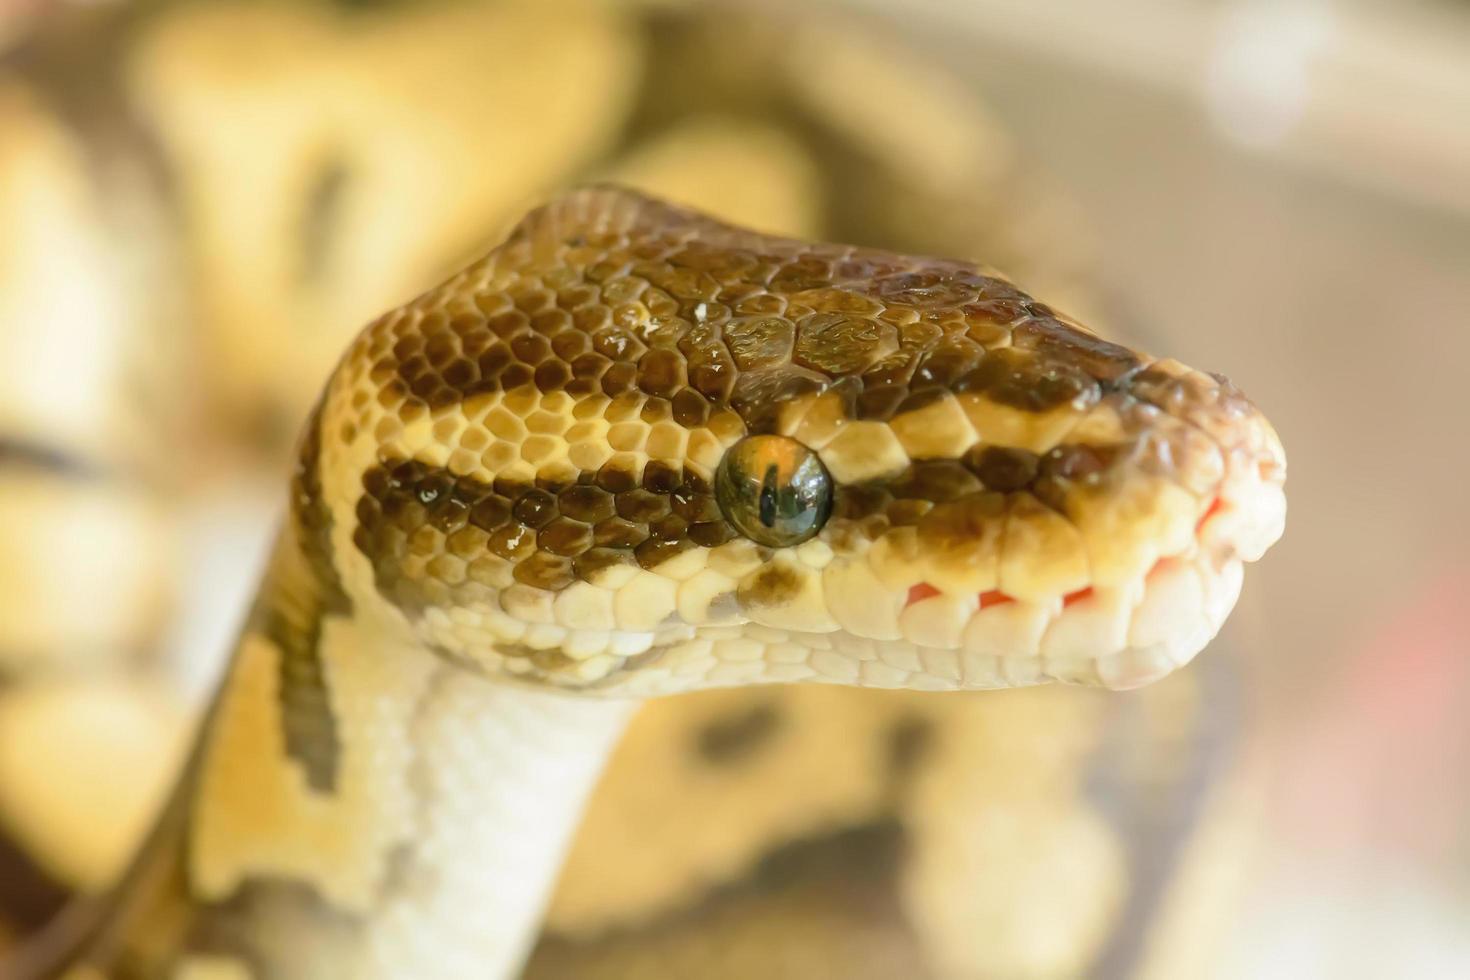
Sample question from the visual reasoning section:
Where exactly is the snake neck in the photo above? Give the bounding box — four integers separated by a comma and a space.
36, 528, 635, 980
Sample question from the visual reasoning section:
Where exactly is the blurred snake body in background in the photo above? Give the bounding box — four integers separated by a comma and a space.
0, 4, 1292, 977
7, 187, 1284, 979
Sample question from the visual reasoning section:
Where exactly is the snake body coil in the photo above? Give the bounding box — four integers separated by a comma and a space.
6, 188, 1285, 979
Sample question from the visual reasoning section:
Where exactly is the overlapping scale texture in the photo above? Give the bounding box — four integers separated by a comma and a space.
319, 188, 1285, 690
353, 457, 734, 609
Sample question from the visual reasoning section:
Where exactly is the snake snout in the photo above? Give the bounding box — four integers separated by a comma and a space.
789, 351, 1286, 691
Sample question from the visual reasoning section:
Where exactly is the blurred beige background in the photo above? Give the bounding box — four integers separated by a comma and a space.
0, 0, 1467, 976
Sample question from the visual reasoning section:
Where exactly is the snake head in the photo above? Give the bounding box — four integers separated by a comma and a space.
311, 187, 1285, 694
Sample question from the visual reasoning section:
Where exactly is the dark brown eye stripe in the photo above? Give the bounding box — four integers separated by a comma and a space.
963, 447, 1039, 494
1012, 315, 1140, 383
353, 457, 734, 609
828, 440, 1136, 531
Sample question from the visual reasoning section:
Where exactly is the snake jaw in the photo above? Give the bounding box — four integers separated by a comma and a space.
322, 187, 1284, 697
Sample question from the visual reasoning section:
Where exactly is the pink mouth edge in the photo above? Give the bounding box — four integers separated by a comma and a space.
901, 496, 1226, 612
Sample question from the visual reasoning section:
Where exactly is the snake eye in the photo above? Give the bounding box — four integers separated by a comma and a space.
715, 435, 832, 548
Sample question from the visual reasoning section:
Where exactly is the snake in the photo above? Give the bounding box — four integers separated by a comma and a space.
3, 186, 1286, 980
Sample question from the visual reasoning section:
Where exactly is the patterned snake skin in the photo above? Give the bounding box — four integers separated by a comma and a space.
5, 188, 1285, 979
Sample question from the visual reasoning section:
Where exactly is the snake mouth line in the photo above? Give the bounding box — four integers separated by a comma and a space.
901, 494, 1226, 613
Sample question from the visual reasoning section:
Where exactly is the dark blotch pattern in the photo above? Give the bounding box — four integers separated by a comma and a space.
0, 436, 99, 479
886, 715, 935, 778
736, 562, 803, 609
695, 699, 784, 765
264, 402, 350, 792
364, 189, 1135, 441
352, 457, 735, 607
829, 441, 1128, 536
